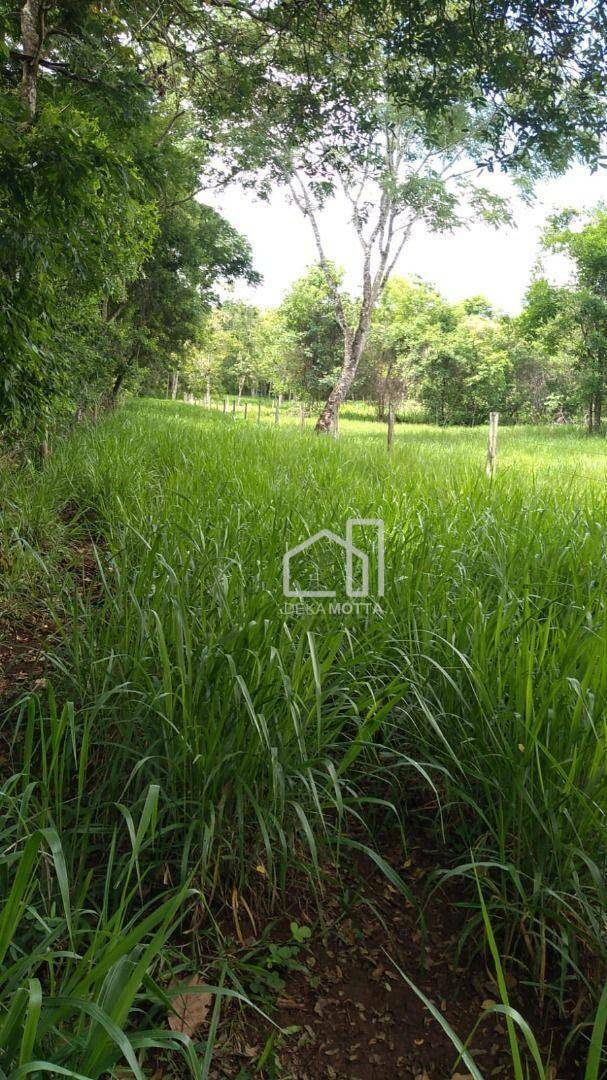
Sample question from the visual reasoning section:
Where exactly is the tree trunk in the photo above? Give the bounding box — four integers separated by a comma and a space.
315, 262, 377, 431
167, 371, 179, 399
594, 392, 603, 433
20, 0, 42, 119
316, 331, 367, 433
39, 431, 49, 463
112, 367, 126, 403
237, 375, 245, 404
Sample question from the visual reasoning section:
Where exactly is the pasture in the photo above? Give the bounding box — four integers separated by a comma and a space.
1, 398, 606, 1076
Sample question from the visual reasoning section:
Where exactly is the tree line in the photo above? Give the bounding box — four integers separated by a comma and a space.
174, 202, 607, 429
2, 2, 607, 445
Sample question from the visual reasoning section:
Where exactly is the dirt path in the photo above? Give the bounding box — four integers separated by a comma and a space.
212, 833, 581, 1079
0, 537, 98, 707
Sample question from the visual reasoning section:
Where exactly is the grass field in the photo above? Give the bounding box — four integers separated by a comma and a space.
1, 398, 607, 1076
207, 393, 607, 483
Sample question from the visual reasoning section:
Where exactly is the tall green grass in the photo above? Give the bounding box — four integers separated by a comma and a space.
1, 398, 606, 1071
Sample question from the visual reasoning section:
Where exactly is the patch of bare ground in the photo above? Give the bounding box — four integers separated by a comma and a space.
0, 610, 50, 702
0, 538, 99, 707
209, 831, 583, 1080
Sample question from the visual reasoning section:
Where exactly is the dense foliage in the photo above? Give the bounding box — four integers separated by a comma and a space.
0, 2, 275, 438
519, 208, 607, 431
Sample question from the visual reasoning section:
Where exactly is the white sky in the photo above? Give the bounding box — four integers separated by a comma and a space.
209, 164, 607, 315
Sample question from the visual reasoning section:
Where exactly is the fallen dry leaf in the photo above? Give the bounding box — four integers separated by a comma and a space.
168, 975, 212, 1037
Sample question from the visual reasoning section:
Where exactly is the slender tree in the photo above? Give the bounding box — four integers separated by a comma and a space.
286, 106, 511, 430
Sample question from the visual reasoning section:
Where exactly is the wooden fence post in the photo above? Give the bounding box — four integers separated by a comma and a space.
39, 430, 49, 464
486, 411, 499, 478
387, 401, 395, 452
300, 402, 305, 429
257, 400, 262, 423
275, 394, 282, 426
244, 401, 248, 420
223, 398, 227, 414
232, 399, 236, 417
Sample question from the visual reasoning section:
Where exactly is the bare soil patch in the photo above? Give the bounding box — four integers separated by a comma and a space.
212, 832, 582, 1079
0, 539, 99, 707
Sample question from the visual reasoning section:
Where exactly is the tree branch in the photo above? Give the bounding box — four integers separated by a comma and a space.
288, 170, 352, 341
